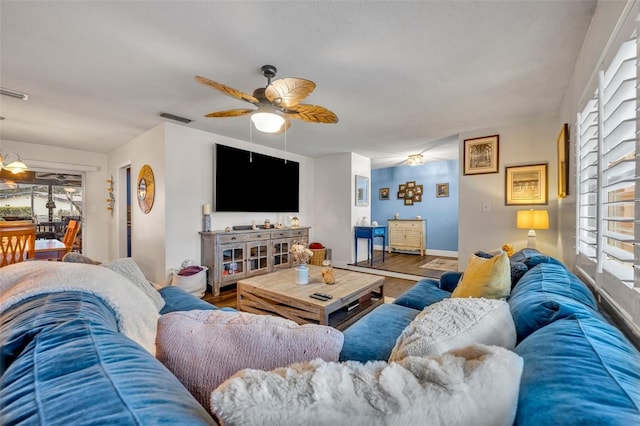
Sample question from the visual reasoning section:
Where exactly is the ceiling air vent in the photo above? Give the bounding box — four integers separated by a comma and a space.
160, 112, 192, 124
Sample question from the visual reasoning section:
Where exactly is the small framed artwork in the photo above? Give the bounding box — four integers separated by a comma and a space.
415, 185, 423, 194
399, 184, 406, 191
407, 181, 416, 188
464, 135, 500, 175
404, 198, 414, 206
355, 175, 369, 206
379, 187, 390, 200
397, 191, 405, 199
436, 183, 449, 197
557, 123, 569, 198
505, 163, 548, 205
414, 194, 422, 202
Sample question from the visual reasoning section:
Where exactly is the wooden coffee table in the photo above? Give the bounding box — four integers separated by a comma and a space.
237, 265, 384, 330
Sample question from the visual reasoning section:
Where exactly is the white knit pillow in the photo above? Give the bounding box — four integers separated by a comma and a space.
389, 298, 515, 362
211, 345, 523, 426
156, 310, 344, 412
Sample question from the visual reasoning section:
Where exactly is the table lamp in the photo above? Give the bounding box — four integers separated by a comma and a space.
517, 209, 549, 249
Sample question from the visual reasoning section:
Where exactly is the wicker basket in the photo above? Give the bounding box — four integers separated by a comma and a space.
309, 248, 326, 266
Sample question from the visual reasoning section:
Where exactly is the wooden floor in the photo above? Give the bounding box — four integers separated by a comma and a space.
352, 250, 457, 278
203, 251, 458, 310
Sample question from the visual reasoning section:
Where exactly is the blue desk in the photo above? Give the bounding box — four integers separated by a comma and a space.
354, 226, 386, 266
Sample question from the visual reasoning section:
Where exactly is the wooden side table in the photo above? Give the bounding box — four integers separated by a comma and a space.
354, 226, 386, 266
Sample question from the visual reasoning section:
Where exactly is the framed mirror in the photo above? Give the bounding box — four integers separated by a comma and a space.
137, 164, 155, 214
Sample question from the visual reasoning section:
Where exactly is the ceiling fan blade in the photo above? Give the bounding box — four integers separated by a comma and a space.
205, 109, 255, 118
273, 117, 292, 135
265, 78, 316, 108
283, 104, 338, 124
195, 76, 259, 104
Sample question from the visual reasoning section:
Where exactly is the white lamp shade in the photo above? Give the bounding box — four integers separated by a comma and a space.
517, 209, 549, 230
251, 112, 285, 133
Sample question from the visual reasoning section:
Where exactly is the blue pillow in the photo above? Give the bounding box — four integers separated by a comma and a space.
523, 255, 565, 269
508, 263, 600, 341
515, 316, 640, 424
393, 278, 451, 310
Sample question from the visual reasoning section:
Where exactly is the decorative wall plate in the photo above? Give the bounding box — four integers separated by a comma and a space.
137, 164, 155, 214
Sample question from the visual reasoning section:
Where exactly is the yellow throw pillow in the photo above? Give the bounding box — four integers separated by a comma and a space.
452, 252, 511, 299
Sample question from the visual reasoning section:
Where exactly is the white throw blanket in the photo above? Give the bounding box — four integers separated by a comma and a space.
0, 261, 159, 355
211, 344, 523, 426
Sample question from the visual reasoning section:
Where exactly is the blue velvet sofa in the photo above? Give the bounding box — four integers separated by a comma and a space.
2, 251, 639, 425
340, 250, 640, 425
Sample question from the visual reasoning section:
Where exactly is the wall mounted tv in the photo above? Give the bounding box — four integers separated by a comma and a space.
214, 144, 300, 212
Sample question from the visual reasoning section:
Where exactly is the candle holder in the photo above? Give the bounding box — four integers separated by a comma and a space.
203, 214, 211, 232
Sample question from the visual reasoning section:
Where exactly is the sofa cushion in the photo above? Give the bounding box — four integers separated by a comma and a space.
340, 303, 419, 362
159, 285, 222, 314
212, 345, 523, 426
523, 254, 565, 269
0, 292, 216, 425
156, 309, 344, 412
515, 315, 640, 425
509, 248, 541, 263
452, 252, 511, 299
508, 263, 601, 342
392, 278, 451, 310
389, 298, 516, 361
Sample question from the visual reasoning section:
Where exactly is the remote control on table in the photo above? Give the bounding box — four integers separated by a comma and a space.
314, 292, 333, 299
310, 294, 330, 301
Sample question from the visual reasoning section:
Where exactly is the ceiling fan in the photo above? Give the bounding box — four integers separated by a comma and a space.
195, 65, 338, 134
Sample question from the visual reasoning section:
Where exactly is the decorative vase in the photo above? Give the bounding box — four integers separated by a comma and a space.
296, 264, 309, 285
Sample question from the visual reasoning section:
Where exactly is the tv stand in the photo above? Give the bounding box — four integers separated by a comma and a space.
200, 227, 310, 296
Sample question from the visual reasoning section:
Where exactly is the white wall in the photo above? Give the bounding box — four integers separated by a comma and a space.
458, 117, 560, 269
108, 125, 167, 282
314, 153, 355, 267
1, 139, 109, 260
107, 122, 316, 285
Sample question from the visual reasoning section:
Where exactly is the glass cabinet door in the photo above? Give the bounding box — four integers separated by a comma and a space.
247, 241, 269, 276
272, 238, 291, 269
219, 242, 245, 283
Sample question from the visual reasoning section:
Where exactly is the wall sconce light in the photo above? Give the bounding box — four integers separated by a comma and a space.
407, 154, 425, 166
516, 209, 549, 249
106, 176, 115, 216
0, 152, 28, 174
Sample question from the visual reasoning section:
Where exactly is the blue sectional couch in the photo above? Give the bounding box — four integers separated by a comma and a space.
1, 250, 639, 425
340, 251, 640, 425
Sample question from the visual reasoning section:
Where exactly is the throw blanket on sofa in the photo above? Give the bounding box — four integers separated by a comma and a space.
0, 262, 159, 354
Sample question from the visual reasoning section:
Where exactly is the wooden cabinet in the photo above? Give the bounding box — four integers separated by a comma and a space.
201, 227, 310, 296
387, 219, 426, 255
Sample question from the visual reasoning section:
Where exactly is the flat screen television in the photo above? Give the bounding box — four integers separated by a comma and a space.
214, 144, 300, 212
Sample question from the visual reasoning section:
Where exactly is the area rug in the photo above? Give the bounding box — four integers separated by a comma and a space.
419, 258, 458, 272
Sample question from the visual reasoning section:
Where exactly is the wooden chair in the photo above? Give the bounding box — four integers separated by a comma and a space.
59, 220, 81, 260
0, 221, 36, 267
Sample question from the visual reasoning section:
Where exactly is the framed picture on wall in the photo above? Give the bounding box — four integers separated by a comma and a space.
436, 183, 449, 197
379, 187, 390, 200
463, 135, 500, 175
505, 163, 548, 205
355, 175, 369, 206
557, 123, 569, 198
404, 198, 414, 206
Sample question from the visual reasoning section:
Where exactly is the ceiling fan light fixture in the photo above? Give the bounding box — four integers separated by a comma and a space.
407, 154, 425, 166
251, 111, 285, 133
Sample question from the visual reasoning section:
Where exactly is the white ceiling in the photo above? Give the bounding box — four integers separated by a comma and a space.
0, 1, 596, 169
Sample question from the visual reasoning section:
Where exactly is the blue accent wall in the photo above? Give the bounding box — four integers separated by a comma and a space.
371, 160, 458, 251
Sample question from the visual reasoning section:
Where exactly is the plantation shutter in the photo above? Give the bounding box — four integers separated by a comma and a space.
601, 36, 636, 285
